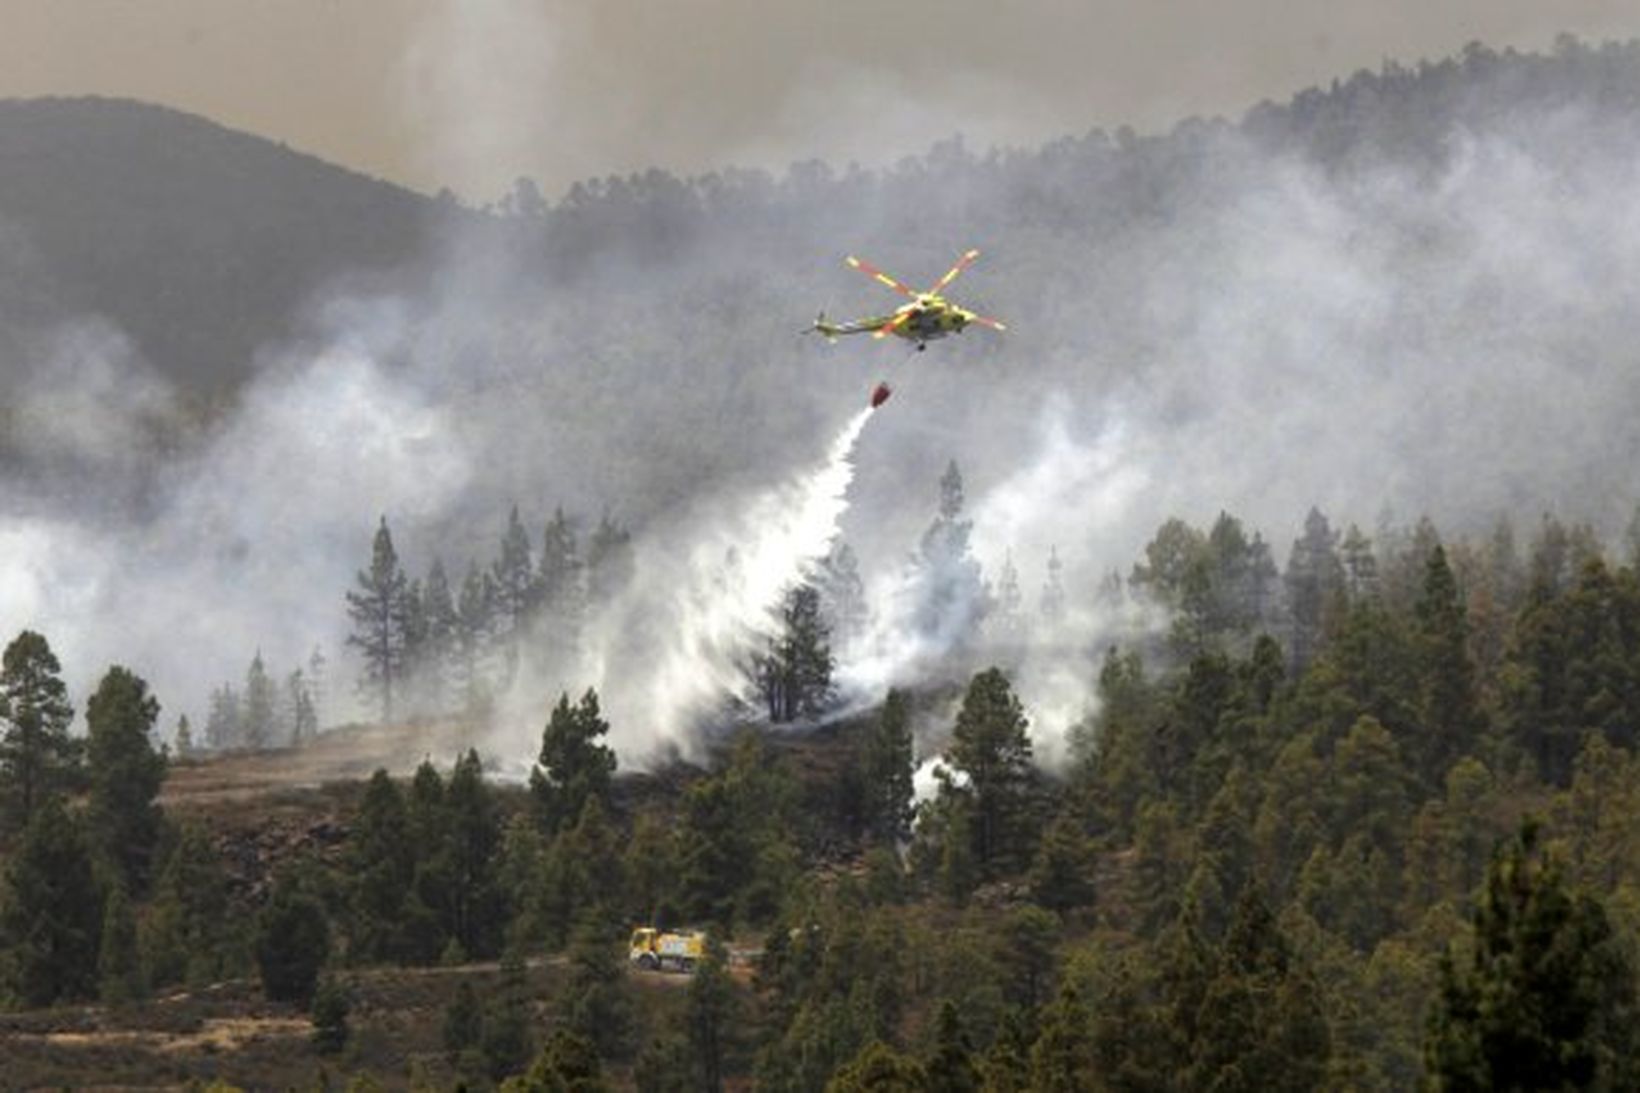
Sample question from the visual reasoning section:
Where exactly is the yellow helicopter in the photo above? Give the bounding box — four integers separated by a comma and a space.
808, 249, 1006, 351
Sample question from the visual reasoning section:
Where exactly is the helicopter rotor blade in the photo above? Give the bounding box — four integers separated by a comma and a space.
846, 255, 918, 299
967, 313, 1007, 332
928, 249, 980, 294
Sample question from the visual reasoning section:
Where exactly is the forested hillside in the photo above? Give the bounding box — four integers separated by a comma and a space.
6, 36, 1640, 1091
5, 500, 1640, 1089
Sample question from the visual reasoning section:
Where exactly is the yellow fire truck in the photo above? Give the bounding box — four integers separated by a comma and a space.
628, 927, 706, 973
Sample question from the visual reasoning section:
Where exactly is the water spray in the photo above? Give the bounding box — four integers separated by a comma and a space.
585, 404, 878, 758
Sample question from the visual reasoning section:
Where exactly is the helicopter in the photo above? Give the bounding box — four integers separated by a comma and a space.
808, 249, 1007, 351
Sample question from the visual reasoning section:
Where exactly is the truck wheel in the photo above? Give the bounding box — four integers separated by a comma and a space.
681, 958, 696, 973
637, 953, 658, 971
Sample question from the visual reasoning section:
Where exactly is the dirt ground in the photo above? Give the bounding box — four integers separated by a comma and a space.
0, 953, 702, 1091
161, 718, 483, 807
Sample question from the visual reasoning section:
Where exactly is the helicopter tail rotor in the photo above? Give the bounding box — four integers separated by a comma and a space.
806, 311, 841, 342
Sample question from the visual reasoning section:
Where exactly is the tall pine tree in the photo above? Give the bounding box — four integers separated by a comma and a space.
85, 666, 166, 894
945, 668, 1035, 877
347, 516, 411, 723
0, 629, 79, 834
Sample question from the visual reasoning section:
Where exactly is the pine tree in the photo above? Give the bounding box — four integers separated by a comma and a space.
1029, 811, 1099, 913
817, 540, 869, 660
991, 551, 1024, 641
421, 558, 459, 714
0, 799, 102, 1006
915, 460, 988, 647
0, 629, 79, 833
446, 750, 506, 957
862, 689, 915, 845
493, 505, 538, 683
254, 871, 331, 1006
515, 1029, 608, 1092
482, 947, 534, 1081
1029, 985, 1096, 1092
205, 683, 240, 750
1285, 507, 1346, 671
946, 668, 1035, 876
1424, 820, 1638, 1090
455, 560, 496, 717
586, 512, 635, 607
347, 516, 411, 723
444, 979, 484, 1058
98, 882, 144, 1004
287, 670, 317, 745
1041, 547, 1067, 624
1341, 524, 1380, 602
242, 651, 275, 749
530, 689, 617, 837
399, 577, 430, 715
310, 975, 351, 1054
142, 821, 231, 989
686, 940, 738, 1092
307, 645, 328, 730
349, 769, 414, 963
925, 1000, 981, 1092
539, 506, 585, 670
1416, 544, 1481, 782
85, 666, 166, 894
565, 916, 631, 1059
173, 713, 193, 758
756, 583, 835, 722
829, 1041, 927, 1091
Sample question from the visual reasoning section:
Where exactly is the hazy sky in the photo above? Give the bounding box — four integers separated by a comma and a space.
3, 1, 1639, 200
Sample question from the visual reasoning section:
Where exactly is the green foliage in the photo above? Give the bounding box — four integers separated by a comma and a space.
254, 871, 331, 1006
483, 948, 536, 1081
633, 1029, 693, 1093
675, 730, 801, 929
346, 516, 410, 723
923, 1001, 980, 1092
1414, 544, 1484, 780
443, 979, 483, 1057
1000, 904, 1060, 1010
503, 1029, 607, 1092
825, 1040, 926, 1091
1425, 820, 1638, 1090
530, 688, 616, 837
492, 505, 537, 686
979, 1008, 1034, 1093
0, 798, 102, 1006
1505, 558, 1640, 784
1028, 985, 1096, 1092
310, 975, 351, 1054
564, 917, 631, 1060
686, 939, 738, 1092
442, 749, 508, 958
0, 629, 79, 835
347, 769, 417, 962
98, 882, 144, 1004
861, 689, 915, 845
943, 668, 1036, 877
757, 583, 835, 722
142, 821, 234, 988
84, 665, 166, 893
